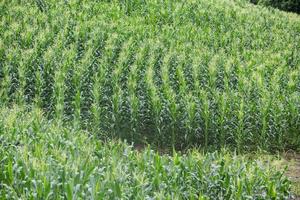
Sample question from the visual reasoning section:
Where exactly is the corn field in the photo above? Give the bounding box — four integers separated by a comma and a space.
0, 0, 300, 151
0, 107, 292, 199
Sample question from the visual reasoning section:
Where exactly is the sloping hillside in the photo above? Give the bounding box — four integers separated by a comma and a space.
0, 0, 299, 151
1, 0, 300, 199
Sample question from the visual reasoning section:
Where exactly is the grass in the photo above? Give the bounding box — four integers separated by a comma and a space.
0, 106, 293, 199
293, 183, 300, 198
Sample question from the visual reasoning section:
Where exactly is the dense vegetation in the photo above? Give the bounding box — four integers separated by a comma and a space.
1, 0, 300, 198
0, 107, 292, 199
1, 0, 299, 151
250, 0, 300, 14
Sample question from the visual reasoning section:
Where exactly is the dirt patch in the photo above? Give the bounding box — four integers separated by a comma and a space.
284, 153, 300, 182
282, 152, 300, 199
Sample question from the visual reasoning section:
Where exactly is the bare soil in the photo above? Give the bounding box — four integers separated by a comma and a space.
283, 152, 300, 200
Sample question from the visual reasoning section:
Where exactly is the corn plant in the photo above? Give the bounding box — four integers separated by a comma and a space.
199, 89, 210, 149
161, 48, 178, 148
217, 92, 229, 148
112, 38, 134, 137
127, 41, 147, 140
0, 60, 10, 105
91, 60, 105, 134
145, 44, 163, 145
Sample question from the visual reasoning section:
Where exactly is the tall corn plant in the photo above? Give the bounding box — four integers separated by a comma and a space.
97, 33, 122, 136
145, 43, 163, 145
90, 32, 107, 134
112, 37, 134, 138
17, 47, 38, 106
190, 50, 211, 146
255, 67, 271, 150
127, 41, 147, 141
199, 89, 210, 149
53, 48, 75, 124
34, 65, 43, 109
269, 66, 286, 149
16, 54, 26, 106
72, 47, 92, 129
51, 26, 73, 122
176, 53, 196, 146
41, 31, 65, 118
286, 65, 300, 148
0, 58, 10, 106
216, 92, 229, 148
161, 48, 178, 148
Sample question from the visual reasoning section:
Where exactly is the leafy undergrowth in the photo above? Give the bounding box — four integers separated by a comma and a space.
0, 107, 292, 199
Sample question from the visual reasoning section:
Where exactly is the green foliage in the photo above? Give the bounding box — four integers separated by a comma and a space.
0, 0, 300, 151
0, 107, 292, 199
250, 0, 300, 14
